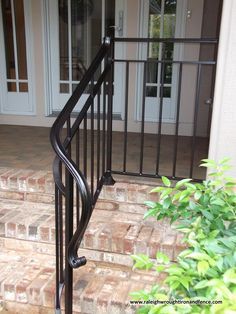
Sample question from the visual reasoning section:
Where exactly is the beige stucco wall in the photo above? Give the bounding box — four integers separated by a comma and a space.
208, 0, 236, 177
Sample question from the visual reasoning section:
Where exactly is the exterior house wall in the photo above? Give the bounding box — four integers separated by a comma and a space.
0, 0, 206, 136
208, 0, 236, 178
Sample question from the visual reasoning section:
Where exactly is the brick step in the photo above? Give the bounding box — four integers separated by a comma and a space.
0, 198, 185, 262
0, 167, 158, 205
0, 247, 165, 314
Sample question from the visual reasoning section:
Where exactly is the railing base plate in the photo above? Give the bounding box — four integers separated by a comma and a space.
103, 172, 115, 186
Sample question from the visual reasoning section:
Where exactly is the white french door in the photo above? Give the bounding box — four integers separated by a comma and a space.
46, 0, 125, 115
0, 0, 35, 115
137, 0, 187, 122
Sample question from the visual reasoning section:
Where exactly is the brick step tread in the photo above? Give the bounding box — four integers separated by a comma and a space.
0, 198, 185, 261
0, 247, 164, 314
0, 167, 158, 205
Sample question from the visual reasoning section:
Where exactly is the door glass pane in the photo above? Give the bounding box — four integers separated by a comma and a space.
59, 0, 69, 81
2, 0, 28, 91
147, 0, 177, 98
14, 0, 28, 80
163, 0, 176, 37
2, 0, 15, 80
58, 0, 104, 88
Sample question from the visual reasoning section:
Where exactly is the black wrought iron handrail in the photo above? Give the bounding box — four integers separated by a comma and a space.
51, 35, 219, 313
50, 36, 114, 314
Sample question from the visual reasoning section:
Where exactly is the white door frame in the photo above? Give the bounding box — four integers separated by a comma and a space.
43, 0, 126, 116
0, 0, 35, 115
135, 0, 187, 123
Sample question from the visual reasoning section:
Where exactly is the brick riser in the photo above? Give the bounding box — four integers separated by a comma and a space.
0, 197, 185, 263
0, 247, 165, 314
0, 167, 186, 313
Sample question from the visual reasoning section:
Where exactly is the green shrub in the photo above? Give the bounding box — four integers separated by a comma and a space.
131, 158, 236, 314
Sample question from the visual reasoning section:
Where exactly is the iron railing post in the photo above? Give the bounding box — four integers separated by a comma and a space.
104, 30, 115, 185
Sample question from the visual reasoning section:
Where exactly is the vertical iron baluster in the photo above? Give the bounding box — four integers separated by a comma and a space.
76, 129, 80, 227
123, 61, 129, 173
156, 44, 166, 175
55, 184, 60, 311
190, 64, 202, 178
83, 114, 87, 178
97, 88, 101, 186
102, 82, 106, 175
91, 77, 95, 198
65, 118, 73, 314
172, 63, 183, 177
58, 162, 63, 284
105, 36, 115, 184
139, 61, 147, 174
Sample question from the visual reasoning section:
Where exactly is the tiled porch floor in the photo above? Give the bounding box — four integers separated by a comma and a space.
0, 125, 207, 180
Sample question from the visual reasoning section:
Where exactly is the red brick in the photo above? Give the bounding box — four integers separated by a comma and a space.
6, 222, 16, 238
96, 277, 120, 309
149, 229, 162, 258
42, 277, 55, 308
0, 190, 24, 201
160, 234, 176, 260
83, 222, 104, 248
39, 227, 50, 242
81, 276, 105, 313
27, 268, 54, 306
97, 225, 111, 251
111, 223, 130, 253
96, 200, 118, 211
123, 225, 141, 254
25, 193, 54, 204
109, 280, 131, 313
135, 226, 153, 254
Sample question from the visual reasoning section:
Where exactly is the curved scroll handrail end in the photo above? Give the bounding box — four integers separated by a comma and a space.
69, 255, 87, 269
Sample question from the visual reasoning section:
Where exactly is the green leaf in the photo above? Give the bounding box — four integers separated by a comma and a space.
160, 188, 173, 199
162, 176, 171, 187
179, 190, 190, 202
131, 254, 154, 270
179, 277, 190, 290
219, 157, 231, 165
167, 266, 184, 276
156, 265, 165, 272
197, 260, 209, 275
194, 280, 209, 290
210, 199, 225, 206
186, 252, 214, 263
175, 178, 192, 189
201, 210, 214, 221
144, 201, 158, 208
150, 186, 165, 193
194, 190, 202, 201
163, 197, 172, 210
156, 252, 170, 264
223, 268, 236, 284
144, 208, 159, 219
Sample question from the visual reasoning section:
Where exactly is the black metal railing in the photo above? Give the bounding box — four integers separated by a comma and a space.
50, 36, 218, 313
50, 36, 115, 314
112, 37, 218, 180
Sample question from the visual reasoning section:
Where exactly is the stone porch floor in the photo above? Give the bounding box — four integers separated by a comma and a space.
0, 125, 207, 179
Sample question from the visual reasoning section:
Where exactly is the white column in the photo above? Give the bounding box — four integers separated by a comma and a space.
209, 0, 236, 177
